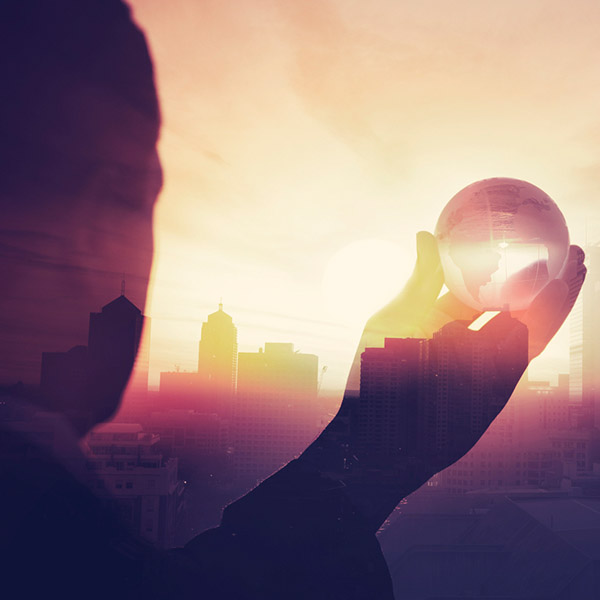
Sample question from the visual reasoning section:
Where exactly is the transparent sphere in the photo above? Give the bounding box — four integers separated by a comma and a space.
435, 178, 570, 312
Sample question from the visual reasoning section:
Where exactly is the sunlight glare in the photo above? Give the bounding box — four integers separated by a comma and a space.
322, 239, 412, 327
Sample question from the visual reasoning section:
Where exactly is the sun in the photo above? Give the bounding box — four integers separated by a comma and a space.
322, 239, 412, 327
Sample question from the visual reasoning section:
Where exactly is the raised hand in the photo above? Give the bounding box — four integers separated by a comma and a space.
347, 232, 586, 389
303, 231, 586, 531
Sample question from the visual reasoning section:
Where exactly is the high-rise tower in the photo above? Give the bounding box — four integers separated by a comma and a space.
159, 303, 238, 416
358, 338, 423, 459
88, 294, 145, 380
570, 244, 600, 427
197, 302, 238, 411
233, 343, 318, 482
356, 321, 527, 468
41, 293, 147, 420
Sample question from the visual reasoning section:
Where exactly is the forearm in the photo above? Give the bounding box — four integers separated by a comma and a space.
296, 392, 436, 532
184, 458, 395, 599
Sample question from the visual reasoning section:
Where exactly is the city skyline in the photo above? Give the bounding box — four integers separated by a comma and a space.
126, 0, 600, 396
37, 276, 596, 416
33, 272, 598, 551
136, 256, 593, 396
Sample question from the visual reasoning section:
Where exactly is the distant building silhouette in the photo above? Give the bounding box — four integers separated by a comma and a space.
359, 338, 423, 459
357, 322, 526, 468
421, 321, 518, 462
41, 293, 147, 420
198, 301, 238, 396
128, 318, 151, 402
233, 343, 319, 482
570, 244, 600, 427
159, 303, 237, 417
88, 294, 145, 378
431, 375, 595, 494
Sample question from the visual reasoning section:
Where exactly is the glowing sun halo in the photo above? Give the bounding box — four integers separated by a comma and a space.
322, 239, 412, 327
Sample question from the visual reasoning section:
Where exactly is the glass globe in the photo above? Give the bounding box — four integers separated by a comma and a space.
435, 178, 570, 312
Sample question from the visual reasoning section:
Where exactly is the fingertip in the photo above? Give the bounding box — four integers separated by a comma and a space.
570, 245, 585, 265
416, 231, 440, 266
416, 231, 435, 254
416, 230, 435, 242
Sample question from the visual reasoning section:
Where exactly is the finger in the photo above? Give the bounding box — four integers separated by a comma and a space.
359, 231, 444, 345
393, 231, 444, 310
557, 245, 586, 317
519, 279, 569, 359
369, 232, 444, 331
517, 245, 585, 359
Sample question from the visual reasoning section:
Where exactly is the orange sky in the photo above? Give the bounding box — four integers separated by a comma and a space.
128, 0, 600, 391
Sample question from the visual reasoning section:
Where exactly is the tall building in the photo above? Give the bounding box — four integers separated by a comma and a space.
198, 302, 238, 401
128, 317, 151, 401
41, 293, 147, 417
421, 321, 526, 462
88, 294, 145, 375
356, 321, 527, 469
570, 244, 600, 427
159, 303, 237, 416
358, 338, 423, 459
233, 343, 319, 482
425, 374, 590, 495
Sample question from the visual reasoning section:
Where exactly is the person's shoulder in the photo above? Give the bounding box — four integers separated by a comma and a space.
0, 400, 145, 597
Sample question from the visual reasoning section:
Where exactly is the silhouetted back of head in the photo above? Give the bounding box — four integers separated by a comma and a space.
0, 0, 160, 205
0, 0, 162, 433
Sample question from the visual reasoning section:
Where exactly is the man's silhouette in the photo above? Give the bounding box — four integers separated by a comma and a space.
0, 1, 586, 599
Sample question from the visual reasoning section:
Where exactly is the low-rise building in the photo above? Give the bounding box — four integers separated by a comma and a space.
84, 422, 184, 548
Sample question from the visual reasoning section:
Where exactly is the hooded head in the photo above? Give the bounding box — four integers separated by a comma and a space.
0, 0, 162, 434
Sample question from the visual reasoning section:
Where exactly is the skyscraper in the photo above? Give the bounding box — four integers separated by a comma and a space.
357, 321, 527, 468
88, 294, 145, 377
422, 322, 504, 461
197, 302, 238, 402
570, 244, 600, 427
41, 293, 147, 417
128, 317, 151, 401
233, 343, 319, 482
159, 303, 237, 416
358, 338, 423, 459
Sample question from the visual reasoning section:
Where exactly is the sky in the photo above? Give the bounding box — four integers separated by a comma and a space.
127, 0, 600, 391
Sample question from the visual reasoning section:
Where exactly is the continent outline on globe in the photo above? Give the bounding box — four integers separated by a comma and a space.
435, 177, 569, 312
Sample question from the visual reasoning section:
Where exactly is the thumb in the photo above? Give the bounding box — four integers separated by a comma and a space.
400, 231, 444, 310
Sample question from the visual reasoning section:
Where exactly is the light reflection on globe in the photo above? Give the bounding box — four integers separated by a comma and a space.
435, 178, 570, 312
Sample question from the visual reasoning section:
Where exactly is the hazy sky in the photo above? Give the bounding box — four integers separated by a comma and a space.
128, 0, 600, 390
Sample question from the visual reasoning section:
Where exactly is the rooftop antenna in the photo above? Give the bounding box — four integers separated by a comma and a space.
219, 296, 223, 311
120, 274, 126, 297
317, 365, 328, 395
